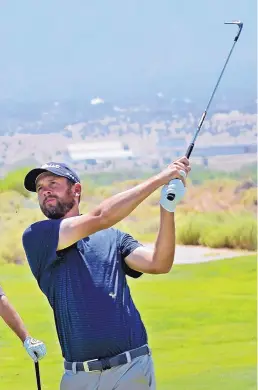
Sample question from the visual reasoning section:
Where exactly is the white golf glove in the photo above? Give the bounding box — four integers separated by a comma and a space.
160, 178, 186, 212
23, 336, 47, 362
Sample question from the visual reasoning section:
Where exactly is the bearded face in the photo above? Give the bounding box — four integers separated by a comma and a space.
36, 173, 77, 219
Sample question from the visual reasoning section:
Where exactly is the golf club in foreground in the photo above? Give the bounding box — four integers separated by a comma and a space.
166, 20, 244, 201
34, 361, 42, 390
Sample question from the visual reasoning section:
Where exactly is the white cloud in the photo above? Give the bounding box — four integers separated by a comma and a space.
90, 97, 104, 105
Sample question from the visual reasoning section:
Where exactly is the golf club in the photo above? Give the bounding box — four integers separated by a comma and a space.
166, 20, 243, 201
34, 361, 42, 390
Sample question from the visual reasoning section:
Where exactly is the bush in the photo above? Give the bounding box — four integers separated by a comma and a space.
0, 233, 25, 264
176, 215, 206, 245
177, 212, 257, 251
0, 167, 32, 197
238, 188, 257, 209
227, 217, 257, 251
0, 207, 43, 265
0, 191, 26, 214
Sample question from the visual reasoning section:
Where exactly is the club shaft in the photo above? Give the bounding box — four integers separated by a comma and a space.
166, 21, 243, 201
35, 362, 41, 390
187, 38, 238, 158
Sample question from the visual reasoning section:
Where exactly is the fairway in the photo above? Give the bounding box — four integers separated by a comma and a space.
0, 255, 256, 389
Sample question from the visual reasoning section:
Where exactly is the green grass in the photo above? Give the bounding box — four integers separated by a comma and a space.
0, 256, 256, 389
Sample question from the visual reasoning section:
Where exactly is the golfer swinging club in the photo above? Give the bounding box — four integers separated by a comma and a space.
22, 156, 190, 390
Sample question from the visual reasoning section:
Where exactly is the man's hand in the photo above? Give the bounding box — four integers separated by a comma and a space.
156, 156, 191, 186
160, 178, 186, 212
159, 156, 191, 212
23, 336, 46, 362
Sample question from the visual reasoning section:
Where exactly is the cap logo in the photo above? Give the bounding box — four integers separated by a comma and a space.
66, 172, 77, 181
39, 163, 79, 183
41, 163, 60, 169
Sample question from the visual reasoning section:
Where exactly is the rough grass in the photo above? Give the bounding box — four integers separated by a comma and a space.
176, 211, 257, 250
0, 198, 256, 265
0, 256, 256, 389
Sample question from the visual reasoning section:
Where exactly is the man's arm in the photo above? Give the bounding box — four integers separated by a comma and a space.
124, 207, 176, 274
58, 175, 162, 250
58, 156, 190, 250
0, 293, 47, 362
0, 294, 29, 342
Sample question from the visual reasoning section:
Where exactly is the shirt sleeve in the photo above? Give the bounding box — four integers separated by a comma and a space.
0, 286, 5, 296
118, 230, 143, 279
22, 219, 62, 282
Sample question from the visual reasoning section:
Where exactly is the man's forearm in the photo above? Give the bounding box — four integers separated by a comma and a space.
58, 157, 189, 250
152, 207, 176, 273
58, 175, 167, 250
90, 175, 163, 228
0, 296, 29, 342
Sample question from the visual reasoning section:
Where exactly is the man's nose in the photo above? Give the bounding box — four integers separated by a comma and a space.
42, 188, 52, 197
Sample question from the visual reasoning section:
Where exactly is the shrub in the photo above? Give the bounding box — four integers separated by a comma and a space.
177, 212, 257, 251
176, 212, 212, 245
0, 167, 32, 197
200, 220, 257, 251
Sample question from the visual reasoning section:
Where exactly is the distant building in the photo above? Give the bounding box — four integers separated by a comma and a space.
157, 137, 187, 157
66, 141, 134, 163
158, 136, 256, 159
192, 144, 257, 157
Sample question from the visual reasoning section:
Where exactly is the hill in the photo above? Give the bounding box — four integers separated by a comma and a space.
0, 99, 256, 177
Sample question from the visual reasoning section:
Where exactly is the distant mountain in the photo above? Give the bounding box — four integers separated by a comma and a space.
0, 96, 256, 137
0, 95, 256, 178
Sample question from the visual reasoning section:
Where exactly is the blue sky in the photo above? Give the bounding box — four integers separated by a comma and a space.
0, 1, 256, 102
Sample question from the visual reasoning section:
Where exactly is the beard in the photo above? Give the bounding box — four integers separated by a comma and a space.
40, 191, 76, 219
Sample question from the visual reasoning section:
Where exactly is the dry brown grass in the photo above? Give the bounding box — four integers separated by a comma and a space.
0, 177, 256, 264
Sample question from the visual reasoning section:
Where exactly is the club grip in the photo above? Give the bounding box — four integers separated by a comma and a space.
167, 193, 175, 201
186, 143, 194, 159
166, 182, 177, 201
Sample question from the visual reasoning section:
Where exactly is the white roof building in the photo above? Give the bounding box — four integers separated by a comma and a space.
67, 141, 133, 162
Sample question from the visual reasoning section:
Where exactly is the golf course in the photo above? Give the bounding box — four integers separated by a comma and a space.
0, 2, 256, 388
0, 164, 256, 388
0, 254, 256, 389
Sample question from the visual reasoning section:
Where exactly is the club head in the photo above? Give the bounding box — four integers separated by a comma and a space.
224, 20, 243, 29
224, 20, 243, 40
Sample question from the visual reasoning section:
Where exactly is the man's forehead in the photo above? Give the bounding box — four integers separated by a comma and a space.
35, 172, 61, 185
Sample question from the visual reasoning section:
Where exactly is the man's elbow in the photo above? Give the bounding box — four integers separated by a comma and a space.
150, 261, 173, 274
152, 267, 172, 274
90, 208, 113, 230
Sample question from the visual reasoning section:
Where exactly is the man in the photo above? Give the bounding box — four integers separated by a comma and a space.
22, 157, 190, 390
0, 286, 46, 362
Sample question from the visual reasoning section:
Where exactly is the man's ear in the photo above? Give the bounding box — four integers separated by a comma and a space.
73, 183, 82, 197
